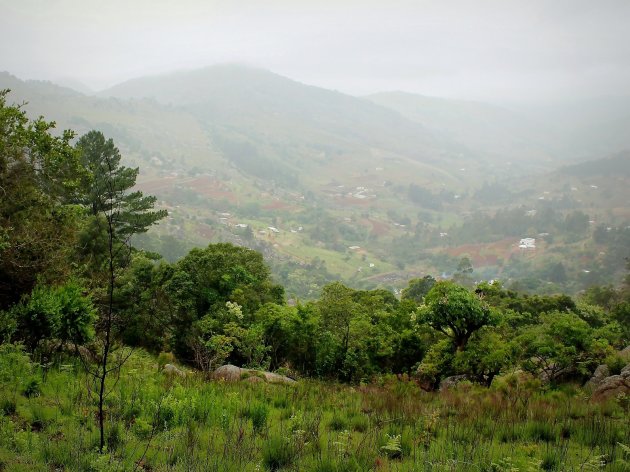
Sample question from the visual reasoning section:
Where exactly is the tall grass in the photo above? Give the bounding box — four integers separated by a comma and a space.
0, 348, 627, 471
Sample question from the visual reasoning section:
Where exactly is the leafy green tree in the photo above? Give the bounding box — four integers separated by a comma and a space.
11, 281, 96, 352
254, 303, 317, 371
0, 90, 82, 309
316, 282, 362, 379
165, 243, 284, 363
416, 339, 455, 388
452, 328, 513, 386
75, 131, 168, 270
115, 253, 173, 352
416, 281, 497, 351
515, 311, 613, 382
401, 275, 436, 303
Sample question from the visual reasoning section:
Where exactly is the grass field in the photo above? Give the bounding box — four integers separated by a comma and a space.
1, 347, 628, 471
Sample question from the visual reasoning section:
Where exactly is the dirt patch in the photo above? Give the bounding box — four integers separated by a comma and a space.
369, 219, 390, 237
262, 200, 300, 212
187, 177, 237, 203
446, 238, 517, 268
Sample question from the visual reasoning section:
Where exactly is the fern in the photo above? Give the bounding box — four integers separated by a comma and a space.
381, 433, 402, 458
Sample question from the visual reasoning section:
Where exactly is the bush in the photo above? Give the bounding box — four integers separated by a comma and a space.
525, 421, 557, 442
262, 435, 295, 471
243, 402, 268, 433
0, 397, 16, 416
541, 451, 561, 471
23, 378, 41, 398
328, 413, 348, 431
157, 352, 175, 370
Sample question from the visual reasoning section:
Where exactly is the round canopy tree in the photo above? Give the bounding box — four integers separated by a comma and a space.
416, 281, 497, 351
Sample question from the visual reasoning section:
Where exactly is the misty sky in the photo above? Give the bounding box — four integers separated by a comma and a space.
1, 0, 629, 102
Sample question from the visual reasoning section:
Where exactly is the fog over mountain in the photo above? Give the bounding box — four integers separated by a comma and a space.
1, 0, 629, 297
1, 0, 629, 103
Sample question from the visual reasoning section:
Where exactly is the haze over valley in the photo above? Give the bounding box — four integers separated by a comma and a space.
1, 54, 629, 298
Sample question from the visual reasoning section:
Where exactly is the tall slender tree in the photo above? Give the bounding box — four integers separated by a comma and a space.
75, 130, 166, 453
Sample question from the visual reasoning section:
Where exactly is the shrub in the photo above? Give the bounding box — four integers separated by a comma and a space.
0, 397, 16, 416
133, 417, 153, 439
262, 435, 295, 471
525, 421, 557, 442
380, 433, 402, 459
23, 378, 41, 398
157, 352, 175, 370
541, 451, 561, 471
243, 402, 268, 433
328, 413, 349, 431
348, 414, 369, 432
106, 422, 123, 452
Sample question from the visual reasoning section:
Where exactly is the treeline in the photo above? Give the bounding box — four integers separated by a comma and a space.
1, 90, 629, 392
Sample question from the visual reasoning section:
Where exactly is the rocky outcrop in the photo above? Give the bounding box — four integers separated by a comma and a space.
163, 363, 185, 377
585, 364, 610, 391
263, 371, 297, 385
213, 365, 296, 385
213, 364, 243, 382
439, 375, 468, 391
592, 364, 630, 400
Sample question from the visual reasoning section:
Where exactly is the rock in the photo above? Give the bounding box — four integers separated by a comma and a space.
585, 364, 610, 391
212, 365, 297, 385
263, 372, 296, 385
243, 375, 264, 383
592, 364, 630, 400
163, 363, 185, 377
213, 364, 243, 381
619, 346, 630, 361
439, 375, 468, 391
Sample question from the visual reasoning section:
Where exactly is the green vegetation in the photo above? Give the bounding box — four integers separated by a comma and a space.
0, 347, 628, 471
1, 90, 629, 470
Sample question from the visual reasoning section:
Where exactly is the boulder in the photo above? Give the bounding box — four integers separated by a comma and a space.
439, 375, 468, 391
263, 372, 297, 385
213, 364, 243, 382
592, 364, 630, 400
212, 365, 296, 385
243, 375, 265, 383
163, 363, 185, 377
619, 346, 630, 362
585, 364, 610, 391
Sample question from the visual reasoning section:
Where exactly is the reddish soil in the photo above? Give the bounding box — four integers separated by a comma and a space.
445, 238, 522, 268
262, 200, 300, 212
368, 219, 390, 237
136, 177, 179, 193
187, 177, 237, 203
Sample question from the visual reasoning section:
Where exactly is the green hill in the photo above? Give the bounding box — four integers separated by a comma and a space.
1, 68, 628, 297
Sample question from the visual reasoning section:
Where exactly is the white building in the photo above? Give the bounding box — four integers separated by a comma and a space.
519, 238, 536, 249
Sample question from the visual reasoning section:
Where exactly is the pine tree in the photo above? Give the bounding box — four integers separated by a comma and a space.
75, 130, 167, 453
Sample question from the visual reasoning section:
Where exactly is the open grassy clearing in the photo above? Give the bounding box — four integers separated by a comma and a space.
1, 348, 628, 471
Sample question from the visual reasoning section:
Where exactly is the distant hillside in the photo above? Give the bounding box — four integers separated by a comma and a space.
3, 67, 628, 297
366, 91, 560, 167
100, 65, 453, 179
561, 151, 630, 177
0, 71, 220, 169
513, 96, 630, 160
